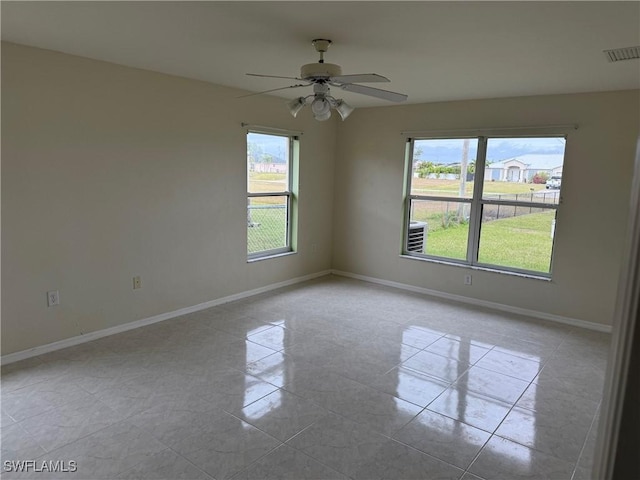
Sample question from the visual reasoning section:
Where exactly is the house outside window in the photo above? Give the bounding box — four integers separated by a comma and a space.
404, 135, 567, 276
247, 130, 298, 260
485, 154, 564, 183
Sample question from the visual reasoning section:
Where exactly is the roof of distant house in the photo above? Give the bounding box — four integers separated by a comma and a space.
487, 154, 564, 170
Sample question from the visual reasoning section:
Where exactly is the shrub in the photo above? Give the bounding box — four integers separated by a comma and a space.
532, 172, 550, 184
437, 211, 469, 229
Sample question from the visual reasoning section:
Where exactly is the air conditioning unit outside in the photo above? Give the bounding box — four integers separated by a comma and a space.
407, 221, 427, 253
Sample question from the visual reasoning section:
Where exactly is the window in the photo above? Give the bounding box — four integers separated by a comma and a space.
247, 131, 298, 260
404, 135, 566, 276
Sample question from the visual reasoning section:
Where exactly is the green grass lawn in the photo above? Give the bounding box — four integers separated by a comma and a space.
248, 172, 288, 194
247, 206, 287, 254
425, 211, 555, 273
248, 182, 555, 273
250, 172, 286, 181
247, 173, 289, 254
411, 178, 547, 197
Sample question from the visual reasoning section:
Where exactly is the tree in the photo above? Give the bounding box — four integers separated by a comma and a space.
261, 153, 275, 164
532, 171, 549, 184
247, 141, 263, 166
416, 161, 434, 178
413, 146, 424, 162
468, 161, 476, 174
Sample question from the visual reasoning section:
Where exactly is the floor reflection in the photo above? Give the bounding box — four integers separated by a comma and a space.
227, 290, 598, 477
1, 277, 609, 479
242, 389, 283, 422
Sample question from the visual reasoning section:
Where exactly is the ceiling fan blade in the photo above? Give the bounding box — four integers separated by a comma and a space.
339, 83, 408, 102
330, 74, 389, 84
246, 73, 303, 81
237, 84, 310, 98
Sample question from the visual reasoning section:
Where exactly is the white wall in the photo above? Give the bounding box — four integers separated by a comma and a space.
332, 90, 640, 326
1, 43, 337, 355
3, 42, 638, 357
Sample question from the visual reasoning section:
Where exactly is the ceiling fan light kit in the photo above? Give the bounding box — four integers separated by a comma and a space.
287, 94, 353, 121
334, 100, 355, 121
286, 97, 306, 118
311, 96, 330, 116
245, 38, 407, 121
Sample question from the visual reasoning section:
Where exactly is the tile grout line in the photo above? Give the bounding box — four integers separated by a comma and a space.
570, 398, 603, 480
463, 372, 536, 477
1, 276, 610, 480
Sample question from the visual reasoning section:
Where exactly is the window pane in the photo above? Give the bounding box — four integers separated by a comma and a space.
408, 199, 470, 260
248, 196, 288, 254
247, 132, 289, 194
411, 139, 478, 198
478, 206, 556, 273
483, 137, 565, 201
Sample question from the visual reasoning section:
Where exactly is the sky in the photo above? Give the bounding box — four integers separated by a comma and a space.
249, 133, 567, 165
247, 132, 289, 163
414, 137, 566, 164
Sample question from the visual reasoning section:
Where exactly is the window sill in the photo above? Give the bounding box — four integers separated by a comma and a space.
399, 254, 552, 282
248, 250, 296, 263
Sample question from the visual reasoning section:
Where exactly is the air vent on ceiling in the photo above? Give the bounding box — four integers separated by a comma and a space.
603, 46, 640, 63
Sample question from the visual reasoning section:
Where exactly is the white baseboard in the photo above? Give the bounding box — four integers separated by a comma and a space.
3, 267, 610, 365
331, 269, 612, 334
1, 270, 332, 365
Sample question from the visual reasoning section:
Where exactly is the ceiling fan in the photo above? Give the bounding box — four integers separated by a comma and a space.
242, 39, 408, 121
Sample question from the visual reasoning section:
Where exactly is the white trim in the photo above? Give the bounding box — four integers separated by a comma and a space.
401, 124, 578, 138
3, 266, 609, 365
242, 123, 303, 137
247, 250, 296, 263
331, 269, 612, 333
594, 139, 640, 478
399, 254, 552, 281
1, 270, 331, 365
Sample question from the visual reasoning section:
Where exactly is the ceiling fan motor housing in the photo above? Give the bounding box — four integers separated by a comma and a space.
301, 62, 342, 80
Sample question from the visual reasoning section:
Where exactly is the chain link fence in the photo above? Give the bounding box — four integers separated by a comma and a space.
247, 202, 287, 254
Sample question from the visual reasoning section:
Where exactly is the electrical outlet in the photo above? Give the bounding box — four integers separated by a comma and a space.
47, 290, 60, 307
133, 276, 142, 290
464, 274, 472, 285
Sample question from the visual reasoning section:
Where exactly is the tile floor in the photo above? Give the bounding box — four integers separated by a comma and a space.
1, 275, 610, 479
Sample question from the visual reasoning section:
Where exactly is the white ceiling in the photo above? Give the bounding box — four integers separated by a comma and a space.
2, 1, 639, 108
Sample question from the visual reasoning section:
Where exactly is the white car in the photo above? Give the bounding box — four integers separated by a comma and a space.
545, 176, 562, 189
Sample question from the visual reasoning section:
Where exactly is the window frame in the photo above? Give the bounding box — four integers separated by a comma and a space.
247, 129, 298, 261
402, 133, 567, 278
